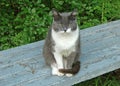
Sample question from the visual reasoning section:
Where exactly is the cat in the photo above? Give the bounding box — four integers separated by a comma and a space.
43, 9, 81, 77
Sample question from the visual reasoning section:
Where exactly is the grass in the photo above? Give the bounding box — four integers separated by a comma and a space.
74, 70, 120, 86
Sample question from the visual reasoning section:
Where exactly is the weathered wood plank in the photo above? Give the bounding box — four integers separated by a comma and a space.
0, 41, 43, 64
0, 45, 120, 86
0, 20, 120, 86
82, 25, 120, 44
80, 20, 120, 37
23, 56, 120, 86
0, 36, 119, 79
0, 36, 119, 80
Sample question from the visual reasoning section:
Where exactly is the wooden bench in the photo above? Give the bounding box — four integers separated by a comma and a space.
0, 20, 120, 86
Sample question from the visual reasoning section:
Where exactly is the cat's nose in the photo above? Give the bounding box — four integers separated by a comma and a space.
64, 28, 67, 32
64, 29, 67, 32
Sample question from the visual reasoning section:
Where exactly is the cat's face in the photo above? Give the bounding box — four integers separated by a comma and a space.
52, 9, 78, 33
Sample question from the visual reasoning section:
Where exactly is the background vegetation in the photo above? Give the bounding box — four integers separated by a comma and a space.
0, 0, 120, 86
0, 0, 120, 50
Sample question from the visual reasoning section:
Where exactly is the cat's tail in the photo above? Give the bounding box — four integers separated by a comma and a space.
59, 61, 80, 75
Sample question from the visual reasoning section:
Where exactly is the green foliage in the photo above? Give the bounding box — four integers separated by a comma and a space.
74, 73, 120, 86
0, 0, 120, 50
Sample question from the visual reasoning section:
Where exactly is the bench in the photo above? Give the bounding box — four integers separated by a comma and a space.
0, 20, 120, 86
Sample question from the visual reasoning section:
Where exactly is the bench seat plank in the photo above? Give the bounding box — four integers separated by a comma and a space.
0, 20, 120, 86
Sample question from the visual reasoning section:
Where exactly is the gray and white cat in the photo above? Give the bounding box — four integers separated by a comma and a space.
43, 9, 80, 77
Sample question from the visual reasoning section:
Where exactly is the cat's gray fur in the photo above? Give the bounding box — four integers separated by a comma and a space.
43, 9, 80, 76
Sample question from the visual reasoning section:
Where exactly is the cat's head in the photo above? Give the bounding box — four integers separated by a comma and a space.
52, 9, 78, 33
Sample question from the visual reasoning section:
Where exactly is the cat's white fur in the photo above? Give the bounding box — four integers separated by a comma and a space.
51, 27, 79, 76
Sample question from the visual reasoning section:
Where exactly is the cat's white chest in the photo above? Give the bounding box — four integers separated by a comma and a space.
52, 28, 79, 56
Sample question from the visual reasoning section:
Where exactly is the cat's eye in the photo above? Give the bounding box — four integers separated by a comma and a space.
69, 16, 76, 21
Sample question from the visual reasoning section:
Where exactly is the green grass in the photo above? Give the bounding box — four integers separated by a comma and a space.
74, 72, 120, 86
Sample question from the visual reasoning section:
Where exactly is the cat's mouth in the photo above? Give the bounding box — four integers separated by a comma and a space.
64, 29, 67, 32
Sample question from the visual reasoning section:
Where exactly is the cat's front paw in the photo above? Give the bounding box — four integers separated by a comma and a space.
52, 68, 58, 75
57, 71, 64, 76
66, 73, 73, 77
52, 68, 64, 76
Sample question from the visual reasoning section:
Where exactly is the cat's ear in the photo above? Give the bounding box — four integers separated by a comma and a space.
52, 8, 61, 21
69, 9, 78, 20
71, 9, 77, 16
